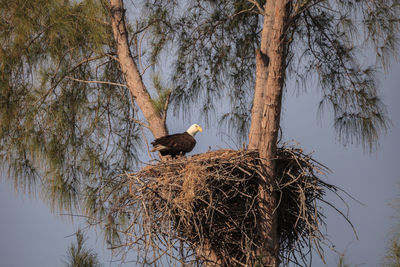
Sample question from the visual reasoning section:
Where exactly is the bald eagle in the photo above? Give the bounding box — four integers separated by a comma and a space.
151, 124, 203, 157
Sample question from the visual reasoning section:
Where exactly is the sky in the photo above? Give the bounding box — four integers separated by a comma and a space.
0, 32, 399, 267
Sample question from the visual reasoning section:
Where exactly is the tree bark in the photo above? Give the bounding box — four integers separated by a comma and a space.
109, 0, 168, 138
248, 1, 291, 266
248, 0, 276, 149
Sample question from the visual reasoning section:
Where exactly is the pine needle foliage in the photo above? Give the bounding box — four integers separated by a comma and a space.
337, 255, 352, 267
150, 74, 171, 117
383, 195, 400, 267
0, 0, 141, 213
148, 0, 258, 138
383, 237, 400, 267
289, 0, 398, 151
63, 230, 102, 267
140, 0, 399, 148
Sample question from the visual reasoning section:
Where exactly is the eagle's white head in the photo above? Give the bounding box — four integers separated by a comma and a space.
186, 124, 203, 137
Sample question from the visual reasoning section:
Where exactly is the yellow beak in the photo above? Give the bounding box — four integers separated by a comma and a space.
198, 126, 203, 132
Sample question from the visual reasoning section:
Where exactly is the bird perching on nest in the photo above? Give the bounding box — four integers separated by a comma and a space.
151, 124, 203, 158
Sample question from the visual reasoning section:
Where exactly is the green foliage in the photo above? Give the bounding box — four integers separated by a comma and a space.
337, 254, 352, 267
384, 237, 400, 267
290, 0, 398, 151
140, 0, 257, 139
140, 0, 399, 149
149, 73, 171, 116
383, 194, 400, 267
63, 230, 102, 267
173, 0, 257, 139
0, 0, 141, 215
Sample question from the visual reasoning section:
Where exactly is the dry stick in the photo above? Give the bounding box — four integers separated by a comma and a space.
66, 76, 128, 88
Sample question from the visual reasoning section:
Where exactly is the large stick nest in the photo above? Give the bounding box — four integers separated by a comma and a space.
109, 147, 350, 266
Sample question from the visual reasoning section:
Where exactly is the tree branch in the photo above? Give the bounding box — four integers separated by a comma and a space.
108, 0, 168, 139
247, 0, 264, 14
162, 91, 171, 124
66, 76, 128, 88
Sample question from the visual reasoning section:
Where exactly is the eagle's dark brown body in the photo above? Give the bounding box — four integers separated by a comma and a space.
151, 132, 196, 157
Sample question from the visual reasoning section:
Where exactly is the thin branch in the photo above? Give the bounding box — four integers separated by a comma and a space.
130, 118, 150, 130
290, 0, 326, 24
138, 31, 147, 74
162, 91, 171, 123
66, 76, 128, 88
104, 53, 120, 63
140, 62, 155, 76
33, 55, 106, 107
247, 0, 264, 14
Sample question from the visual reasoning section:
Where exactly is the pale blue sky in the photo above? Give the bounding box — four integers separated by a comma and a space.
0, 61, 399, 266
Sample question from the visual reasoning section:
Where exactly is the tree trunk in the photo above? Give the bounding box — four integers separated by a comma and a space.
248, 1, 291, 266
248, 0, 276, 149
108, 0, 168, 138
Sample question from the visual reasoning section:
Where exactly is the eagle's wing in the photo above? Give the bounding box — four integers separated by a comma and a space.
151, 133, 196, 154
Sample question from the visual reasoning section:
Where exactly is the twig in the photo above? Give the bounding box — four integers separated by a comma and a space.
247, 0, 264, 14
67, 76, 128, 88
